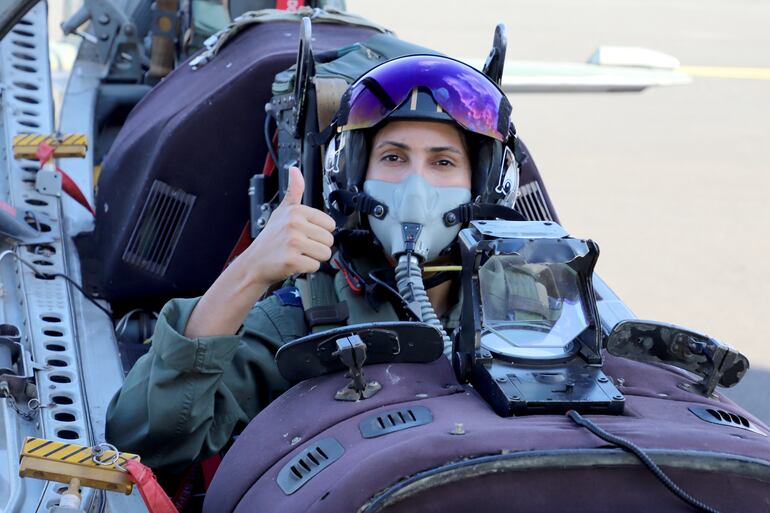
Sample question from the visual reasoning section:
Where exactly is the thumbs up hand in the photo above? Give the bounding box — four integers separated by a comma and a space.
184, 167, 336, 338
243, 166, 336, 289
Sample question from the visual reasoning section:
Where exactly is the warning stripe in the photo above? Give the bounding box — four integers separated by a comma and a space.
62, 134, 86, 145
13, 134, 88, 147
21, 437, 139, 468
60, 446, 89, 461
43, 443, 71, 458
26, 440, 53, 454
13, 134, 36, 145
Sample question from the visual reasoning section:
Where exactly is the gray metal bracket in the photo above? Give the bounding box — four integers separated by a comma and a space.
333, 335, 382, 401
60, 0, 147, 82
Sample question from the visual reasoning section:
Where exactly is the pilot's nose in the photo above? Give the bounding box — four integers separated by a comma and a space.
394, 174, 438, 224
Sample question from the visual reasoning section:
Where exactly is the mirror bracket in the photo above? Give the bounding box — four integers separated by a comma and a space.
333, 335, 382, 401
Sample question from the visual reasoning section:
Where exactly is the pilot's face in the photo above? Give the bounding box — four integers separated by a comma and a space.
365, 120, 472, 189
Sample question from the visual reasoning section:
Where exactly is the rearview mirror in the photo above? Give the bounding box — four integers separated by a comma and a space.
606, 320, 749, 397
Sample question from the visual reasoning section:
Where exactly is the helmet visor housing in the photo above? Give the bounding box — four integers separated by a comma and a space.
339, 55, 512, 142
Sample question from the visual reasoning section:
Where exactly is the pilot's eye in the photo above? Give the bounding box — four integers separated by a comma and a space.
435, 158, 455, 167
382, 153, 403, 163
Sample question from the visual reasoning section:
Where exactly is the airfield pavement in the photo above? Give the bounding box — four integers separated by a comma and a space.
348, 0, 770, 423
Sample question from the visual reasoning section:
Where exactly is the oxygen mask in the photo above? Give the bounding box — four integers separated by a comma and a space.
363, 175, 470, 355
363, 174, 470, 262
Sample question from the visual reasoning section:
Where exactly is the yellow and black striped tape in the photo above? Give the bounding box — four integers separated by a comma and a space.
21, 436, 139, 467
12, 133, 88, 159
19, 437, 140, 494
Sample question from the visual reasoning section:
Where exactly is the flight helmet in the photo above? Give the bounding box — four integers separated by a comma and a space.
322, 54, 520, 259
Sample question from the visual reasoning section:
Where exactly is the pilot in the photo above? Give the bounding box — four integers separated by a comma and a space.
105, 54, 522, 473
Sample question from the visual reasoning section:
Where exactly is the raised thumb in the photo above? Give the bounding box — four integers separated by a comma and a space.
283, 166, 305, 205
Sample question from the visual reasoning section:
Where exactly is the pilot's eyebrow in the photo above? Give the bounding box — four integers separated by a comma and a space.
374, 141, 462, 155
428, 145, 462, 155
375, 140, 410, 150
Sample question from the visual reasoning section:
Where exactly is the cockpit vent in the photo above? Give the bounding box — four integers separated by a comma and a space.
359, 406, 433, 439
689, 406, 766, 436
277, 438, 344, 495
517, 181, 554, 222
122, 180, 195, 276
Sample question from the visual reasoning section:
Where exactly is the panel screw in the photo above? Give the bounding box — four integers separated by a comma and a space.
597, 376, 608, 383
256, 218, 266, 228
450, 422, 465, 435
510, 395, 520, 400
496, 376, 507, 383
613, 395, 624, 401
445, 212, 457, 225
97, 14, 110, 25
373, 205, 384, 218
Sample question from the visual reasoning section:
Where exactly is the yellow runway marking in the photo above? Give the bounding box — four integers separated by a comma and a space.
679, 66, 770, 80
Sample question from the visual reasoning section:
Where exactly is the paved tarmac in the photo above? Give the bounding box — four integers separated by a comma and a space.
349, 0, 770, 423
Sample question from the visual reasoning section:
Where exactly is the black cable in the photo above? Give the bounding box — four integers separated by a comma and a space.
263, 114, 280, 169
423, 271, 452, 289
41, 272, 114, 321
566, 410, 722, 513
2, 249, 114, 322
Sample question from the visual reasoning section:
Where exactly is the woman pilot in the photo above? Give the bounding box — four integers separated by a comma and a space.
105, 54, 523, 473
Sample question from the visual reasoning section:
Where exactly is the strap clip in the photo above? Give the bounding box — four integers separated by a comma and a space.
305, 302, 349, 328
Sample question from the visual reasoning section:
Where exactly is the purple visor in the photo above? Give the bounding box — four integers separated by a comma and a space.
338, 55, 512, 142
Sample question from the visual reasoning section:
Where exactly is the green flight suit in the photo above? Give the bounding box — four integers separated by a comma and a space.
105, 268, 461, 474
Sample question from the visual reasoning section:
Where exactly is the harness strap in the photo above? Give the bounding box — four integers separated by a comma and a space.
296, 272, 348, 333
442, 202, 525, 226
315, 77, 349, 134
328, 189, 388, 220
123, 459, 178, 513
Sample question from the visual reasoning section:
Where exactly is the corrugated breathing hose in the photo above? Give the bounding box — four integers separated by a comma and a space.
395, 253, 452, 355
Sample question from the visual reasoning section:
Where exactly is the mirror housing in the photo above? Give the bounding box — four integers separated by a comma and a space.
606, 320, 749, 397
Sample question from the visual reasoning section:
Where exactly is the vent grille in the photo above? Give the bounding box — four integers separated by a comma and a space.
277, 438, 344, 495
517, 181, 554, 222
689, 406, 766, 436
122, 181, 195, 275
359, 406, 433, 439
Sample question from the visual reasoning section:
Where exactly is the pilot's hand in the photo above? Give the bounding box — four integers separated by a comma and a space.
184, 167, 335, 338
245, 166, 336, 288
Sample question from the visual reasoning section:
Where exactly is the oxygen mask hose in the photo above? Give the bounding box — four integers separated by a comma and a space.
395, 253, 452, 356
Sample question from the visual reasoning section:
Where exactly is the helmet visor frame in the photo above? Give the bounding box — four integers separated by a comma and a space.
338, 55, 512, 142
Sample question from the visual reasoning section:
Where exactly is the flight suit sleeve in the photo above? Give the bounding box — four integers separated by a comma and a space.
105, 294, 306, 473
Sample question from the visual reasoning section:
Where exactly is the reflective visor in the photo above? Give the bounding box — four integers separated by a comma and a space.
338, 55, 512, 142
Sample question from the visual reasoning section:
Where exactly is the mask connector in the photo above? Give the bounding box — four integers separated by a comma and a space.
401, 223, 422, 255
